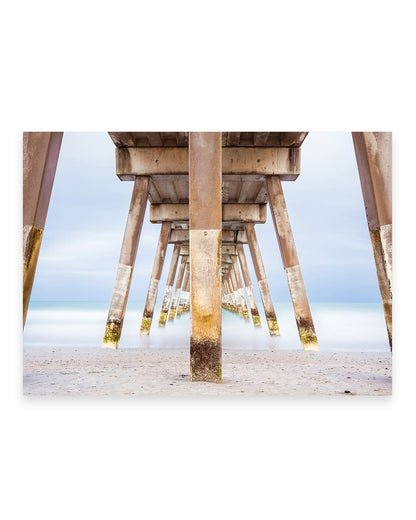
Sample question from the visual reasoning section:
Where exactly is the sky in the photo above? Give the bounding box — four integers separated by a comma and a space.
30, 131, 382, 303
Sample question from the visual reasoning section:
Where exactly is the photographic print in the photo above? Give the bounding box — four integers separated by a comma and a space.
23, 131, 392, 396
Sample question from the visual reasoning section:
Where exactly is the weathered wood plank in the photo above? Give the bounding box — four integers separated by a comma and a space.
149, 203, 267, 223
116, 147, 300, 179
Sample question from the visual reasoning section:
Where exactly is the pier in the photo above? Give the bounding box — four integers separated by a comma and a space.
23, 132, 392, 383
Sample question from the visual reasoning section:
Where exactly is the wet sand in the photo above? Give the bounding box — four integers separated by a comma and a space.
23, 347, 392, 396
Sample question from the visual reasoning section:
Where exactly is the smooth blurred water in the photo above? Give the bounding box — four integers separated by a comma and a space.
23, 301, 390, 352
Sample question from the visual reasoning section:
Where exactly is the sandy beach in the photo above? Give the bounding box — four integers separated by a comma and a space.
23, 347, 392, 396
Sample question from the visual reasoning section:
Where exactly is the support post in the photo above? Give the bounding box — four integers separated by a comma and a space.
230, 263, 244, 317
139, 221, 171, 335
168, 254, 187, 320
183, 273, 191, 313
158, 244, 181, 326
236, 243, 261, 326
177, 263, 189, 317
265, 176, 318, 350
102, 177, 150, 348
189, 132, 222, 383
352, 132, 392, 349
232, 256, 250, 319
245, 223, 280, 336
23, 132, 63, 326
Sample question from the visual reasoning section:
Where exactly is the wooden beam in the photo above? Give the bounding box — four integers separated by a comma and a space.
254, 132, 270, 146
227, 132, 241, 146
169, 229, 248, 244
150, 203, 267, 223
116, 147, 301, 180
146, 132, 163, 146
222, 245, 237, 256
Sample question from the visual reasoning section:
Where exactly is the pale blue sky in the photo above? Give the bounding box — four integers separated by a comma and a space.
30, 132, 381, 303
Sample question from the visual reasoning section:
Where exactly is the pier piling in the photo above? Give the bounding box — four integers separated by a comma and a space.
265, 176, 318, 350
189, 132, 222, 382
103, 177, 150, 348
245, 223, 280, 336
23, 132, 63, 326
139, 221, 171, 335
352, 132, 392, 350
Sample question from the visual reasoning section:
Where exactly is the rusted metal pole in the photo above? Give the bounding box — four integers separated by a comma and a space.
139, 221, 171, 335
265, 176, 318, 350
189, 132, 222, 383
158, 244, 181, 326
236, 243, 261, 326
352, 132, 392, 350
102, 176, 150, 348
23, 132, 63, 326
168, 254, 187, 320
245, 223, 280, 336
232, 256, 250, 319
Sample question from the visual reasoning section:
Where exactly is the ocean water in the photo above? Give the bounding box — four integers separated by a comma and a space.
23, 301, 390, 352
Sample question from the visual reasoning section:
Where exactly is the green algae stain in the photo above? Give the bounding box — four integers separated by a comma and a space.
267, 318, 280, 336
102, 321, 121, 348
299, 327, 319, 351
140, 316, 152, 336
158, 311, 168, 327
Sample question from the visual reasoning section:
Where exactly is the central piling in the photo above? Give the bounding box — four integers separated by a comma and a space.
189, 132, 222, 383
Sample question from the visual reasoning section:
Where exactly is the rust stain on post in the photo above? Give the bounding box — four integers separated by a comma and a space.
168, 255, 187, 320
158, 244, 181, 326
236, 243, 262, 326
189, 132, 222, 383
140, 221, 171, 335
177, 264, 189, 317
352, 132, 392, 350
23, 132, 63, 326
285, 265, 318, 351
265, 177, 318, 349
246, 223, 280, 335
102, 177, 149, 348
23, 225, 43, 324
232, 256, 250, 319
370, 226, 392, 347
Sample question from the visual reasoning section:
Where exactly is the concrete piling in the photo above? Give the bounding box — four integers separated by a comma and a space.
168, 254, 187, 320
183, 271, 191, 313
23, 132, 63, 326
352, 132, 392, 350
139, 221, 171, 335
177, 263, 189, 317
236, 243, 261, 326
158, 244, 181, 326
245, 223, 280, 335
232, 256, 250, 319
103, 177, 150, 348
189, 132, 222, 383
265, 176, 318, 350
